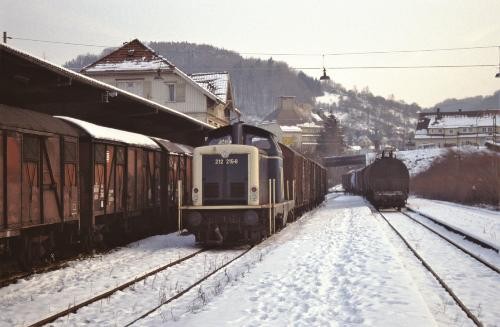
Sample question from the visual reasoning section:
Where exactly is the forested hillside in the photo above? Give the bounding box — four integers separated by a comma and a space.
64, 41, 323, 118
316, 84, 420, 150
431, 90, 500, 112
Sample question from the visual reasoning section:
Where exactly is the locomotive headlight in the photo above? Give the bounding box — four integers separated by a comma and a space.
250, 186, 258, 201
192, 187, 199, 202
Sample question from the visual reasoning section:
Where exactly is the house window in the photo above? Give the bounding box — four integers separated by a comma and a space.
438, 129, 443, 133
462, 128, 466, 132
167, 84, 175, 102
448, 129, 453, 134
116, 79, 144, 97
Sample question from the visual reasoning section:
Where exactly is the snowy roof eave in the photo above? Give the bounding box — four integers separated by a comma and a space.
0, 43, 214, 131
57, 116, 161, 149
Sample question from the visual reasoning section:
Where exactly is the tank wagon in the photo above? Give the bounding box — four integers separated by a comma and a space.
0, 105, 192, 271
342, 151, 409, 209
181, 123, 327, 244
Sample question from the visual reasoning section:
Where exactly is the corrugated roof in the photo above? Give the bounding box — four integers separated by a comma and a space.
0, 104, 78, 136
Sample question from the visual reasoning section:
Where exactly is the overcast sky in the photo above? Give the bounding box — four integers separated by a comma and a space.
2, 0, 500, 107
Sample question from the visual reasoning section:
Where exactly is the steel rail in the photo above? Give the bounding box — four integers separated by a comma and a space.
124, 245, 253, 327
406, 207, 499, 253
27, 248, 206, 327
401, 211, 500, 274
0, 254, 82, 288
378, 211, 483, 327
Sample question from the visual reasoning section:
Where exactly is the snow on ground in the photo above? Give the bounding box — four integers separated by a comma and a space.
315, 92, 340, 105
408, 197, 500, 250
0, 233, 199, 327
53, 248, 246, 326
396, 148, 447, 176
384, 211, 500, 326
140, 195, 441, 326
2, 195, 498, 326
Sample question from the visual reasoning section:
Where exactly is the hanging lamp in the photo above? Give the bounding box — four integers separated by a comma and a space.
319, 54, 331, 81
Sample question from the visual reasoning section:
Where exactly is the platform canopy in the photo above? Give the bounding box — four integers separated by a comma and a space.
0, 43, 213, 146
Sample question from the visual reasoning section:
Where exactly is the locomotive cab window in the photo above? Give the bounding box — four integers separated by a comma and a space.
207, 134, 232, 145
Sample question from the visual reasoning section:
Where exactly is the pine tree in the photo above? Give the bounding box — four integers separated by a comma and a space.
317, 114, 345, 157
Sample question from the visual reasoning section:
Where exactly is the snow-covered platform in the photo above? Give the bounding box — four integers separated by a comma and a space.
142, 195, 438, 326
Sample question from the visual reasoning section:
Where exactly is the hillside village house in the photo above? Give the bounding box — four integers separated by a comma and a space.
81, 39, 238, 127
261, 96, 324, 152
414, 109, 499, 148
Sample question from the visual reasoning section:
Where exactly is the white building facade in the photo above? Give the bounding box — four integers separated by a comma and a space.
81, 39, 236, 127
414, 109, 499, 148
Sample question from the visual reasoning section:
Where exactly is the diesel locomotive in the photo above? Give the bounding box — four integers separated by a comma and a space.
181, 123, 327, 244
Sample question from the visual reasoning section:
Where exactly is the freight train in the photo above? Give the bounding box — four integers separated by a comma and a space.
342, 151, 409, 209
1, 105, 327, 271
181, 123, 327, 244
0, 104, 192, 270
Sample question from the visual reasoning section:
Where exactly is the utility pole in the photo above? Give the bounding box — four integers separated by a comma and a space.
3, 31, 7, 44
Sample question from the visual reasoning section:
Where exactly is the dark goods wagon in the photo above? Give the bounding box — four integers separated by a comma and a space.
341, 152, 409, 209
58, 117, 163, 248
153, 138, 193, 233
363, 154, 409, 209
0, 105, 80, 271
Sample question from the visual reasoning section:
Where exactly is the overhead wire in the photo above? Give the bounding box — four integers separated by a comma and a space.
7, 35, 499, 56
6, 35, 500, 72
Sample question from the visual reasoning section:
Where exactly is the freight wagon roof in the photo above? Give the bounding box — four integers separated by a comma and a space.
57, 116, 160, 149
152, 137, 193, 154
0, 104, 79, 137
366, 157, 409, 178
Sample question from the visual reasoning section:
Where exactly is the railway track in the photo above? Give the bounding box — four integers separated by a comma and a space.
406, 206, 499, 253
124, 245, 253, 326
379, 210, 500, 327
27, 245, 252, 326
401, 210, 500, 274
27, 249, 207, 327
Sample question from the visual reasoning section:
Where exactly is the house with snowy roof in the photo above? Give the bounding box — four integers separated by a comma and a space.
414, 108, 499, 149
81, 39, 237, 127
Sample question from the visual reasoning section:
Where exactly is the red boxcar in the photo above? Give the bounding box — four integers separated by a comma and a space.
0, 105, 80, 269
153, 138, 193, 233
58, 117, 162, 246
